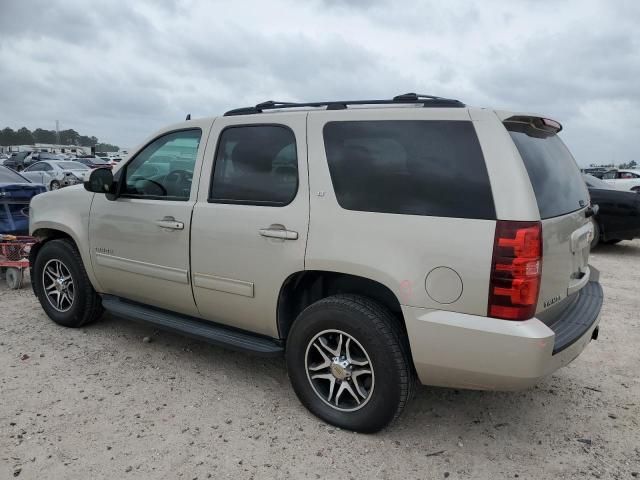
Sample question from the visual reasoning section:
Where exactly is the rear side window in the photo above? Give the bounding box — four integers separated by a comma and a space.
507, 122, 588, 219
323, 121, 495, 219
210, 125, 298, 206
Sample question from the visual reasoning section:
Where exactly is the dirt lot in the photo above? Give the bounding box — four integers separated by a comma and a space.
1, 241, 639, 480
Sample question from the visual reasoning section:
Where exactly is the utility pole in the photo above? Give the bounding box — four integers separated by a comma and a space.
55, 120, 60, 147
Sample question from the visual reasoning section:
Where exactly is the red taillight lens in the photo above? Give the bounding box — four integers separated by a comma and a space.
488, 221, 542, 321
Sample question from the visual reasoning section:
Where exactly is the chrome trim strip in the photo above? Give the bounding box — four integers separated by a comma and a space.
193, 272, 254, 298
95, 253, 189, 284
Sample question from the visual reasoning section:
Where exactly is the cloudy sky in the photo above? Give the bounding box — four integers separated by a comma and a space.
1, 0, 638, 165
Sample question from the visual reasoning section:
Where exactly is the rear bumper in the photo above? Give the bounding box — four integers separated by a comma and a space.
403, 280, 603, 391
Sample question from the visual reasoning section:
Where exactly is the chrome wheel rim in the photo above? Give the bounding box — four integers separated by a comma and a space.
305, 329, 374, 412
42, 259, 74, 312
50, 182, 60, 190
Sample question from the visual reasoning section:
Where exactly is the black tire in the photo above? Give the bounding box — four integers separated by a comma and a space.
32, 239, 103, 327
50, 180, 61, 190
590, 219, 600, 249
286, 294, 414, 433
603, 239, 622, 245
6, 267, 23, 289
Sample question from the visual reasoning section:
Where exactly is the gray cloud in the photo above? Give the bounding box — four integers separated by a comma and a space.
0, 0, 637, 165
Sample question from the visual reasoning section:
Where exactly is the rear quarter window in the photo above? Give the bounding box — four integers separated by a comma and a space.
506, 122, 588, 219
322, 120, 495, 219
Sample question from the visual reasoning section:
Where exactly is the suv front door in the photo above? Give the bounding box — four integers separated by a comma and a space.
88, 122, 211, 316
191, 115, 309, 337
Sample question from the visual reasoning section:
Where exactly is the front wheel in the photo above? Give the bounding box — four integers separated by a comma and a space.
286, 294, 414, 433
50, 180, 61, 190
32, 239, 103, 327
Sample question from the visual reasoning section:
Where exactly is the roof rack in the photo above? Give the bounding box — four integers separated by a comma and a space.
223, 93, 465, 116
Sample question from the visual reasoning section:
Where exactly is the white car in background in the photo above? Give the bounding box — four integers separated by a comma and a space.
601, 169, 640, 192
21, 160, 91, 190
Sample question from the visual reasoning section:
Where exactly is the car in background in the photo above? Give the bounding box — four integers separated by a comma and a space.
601, 169, 640, 192
20, 160, 91, 190
3, 151, 34, 171
0, 165, 46, 235
582, 167, 611, 179
584, 174, 640, 247
75, 157, 113, 170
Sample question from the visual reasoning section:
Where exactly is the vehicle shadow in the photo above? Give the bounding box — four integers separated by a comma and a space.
92, 311, 567, 440
593, 240, 640, 257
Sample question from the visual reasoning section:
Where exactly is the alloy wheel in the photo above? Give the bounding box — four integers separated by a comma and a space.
305, 329, 375, 412
42, 259, 75, 312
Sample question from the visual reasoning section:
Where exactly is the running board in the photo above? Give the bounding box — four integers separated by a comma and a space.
101, 295, 283, 357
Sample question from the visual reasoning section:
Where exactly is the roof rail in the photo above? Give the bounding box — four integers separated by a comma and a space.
223, 93, 465, 116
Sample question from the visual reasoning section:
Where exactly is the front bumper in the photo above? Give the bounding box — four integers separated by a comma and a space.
403, 280, 603, 391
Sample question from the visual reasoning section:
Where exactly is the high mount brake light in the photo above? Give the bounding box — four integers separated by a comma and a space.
488, 221, 542, 321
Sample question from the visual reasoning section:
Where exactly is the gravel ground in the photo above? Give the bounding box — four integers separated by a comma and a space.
1, 240, 639, 479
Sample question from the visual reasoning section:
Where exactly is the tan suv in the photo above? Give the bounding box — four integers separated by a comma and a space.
29, 94, 603, 432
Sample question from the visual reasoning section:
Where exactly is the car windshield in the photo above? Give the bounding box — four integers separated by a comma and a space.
55, 161, 89, 170
583, 174, 615, 190
0, 166, 30, 183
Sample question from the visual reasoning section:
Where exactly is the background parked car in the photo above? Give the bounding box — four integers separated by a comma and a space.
0, 165, 46, 235
3, 151, 34, 171
20, 160, 91, 190
601, 169, 640, 192
584, 174, 640, 247
75, 157, 113, 170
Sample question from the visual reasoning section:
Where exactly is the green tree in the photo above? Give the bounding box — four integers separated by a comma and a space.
32, 128, 56, 144
0, 127, 16, 145
95, 143, 119, 152
15, 127, 34, 145
59, 129, 80, 145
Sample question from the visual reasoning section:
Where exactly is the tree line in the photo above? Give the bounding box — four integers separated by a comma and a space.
0, 126, 119, 152
590, 160, 637, 170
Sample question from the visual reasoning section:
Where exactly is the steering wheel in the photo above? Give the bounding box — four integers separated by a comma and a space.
165, 169, 192, 184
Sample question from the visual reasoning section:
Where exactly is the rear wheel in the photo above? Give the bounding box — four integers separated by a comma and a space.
32, 239, 103, 327
286, 294, 414, 433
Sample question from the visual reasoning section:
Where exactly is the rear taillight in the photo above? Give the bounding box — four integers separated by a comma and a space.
488, 220, 542, 321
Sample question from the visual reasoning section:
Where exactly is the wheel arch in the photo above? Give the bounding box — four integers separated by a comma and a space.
30, 224, 101, 292
277, 270, 407, 340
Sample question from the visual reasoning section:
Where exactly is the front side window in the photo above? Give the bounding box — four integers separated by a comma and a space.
210, 125, 298, 206
323, 120, 495, 219
122, 129, 201, 200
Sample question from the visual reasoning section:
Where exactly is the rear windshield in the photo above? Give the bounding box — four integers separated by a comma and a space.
323, 120, 496, 219
583, 174, 614, 190
0, 166, 29, 183
506, 122, 588, 219
55, 161, 89, 170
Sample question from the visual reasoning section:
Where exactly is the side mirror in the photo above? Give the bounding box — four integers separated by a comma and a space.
84, 168, 115, 196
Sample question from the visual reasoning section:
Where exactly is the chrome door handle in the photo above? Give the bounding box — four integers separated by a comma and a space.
155, 216, 184, 230
259, 227, 298, 240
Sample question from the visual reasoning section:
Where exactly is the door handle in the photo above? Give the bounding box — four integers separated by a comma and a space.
259, 227, 298, 240
155, 216, 184, 230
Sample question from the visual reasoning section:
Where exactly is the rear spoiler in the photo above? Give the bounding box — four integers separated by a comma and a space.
497, 112, 563, 134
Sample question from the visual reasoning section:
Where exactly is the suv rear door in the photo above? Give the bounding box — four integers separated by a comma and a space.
190, 113, 309, 337
503, 116, 592, 314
